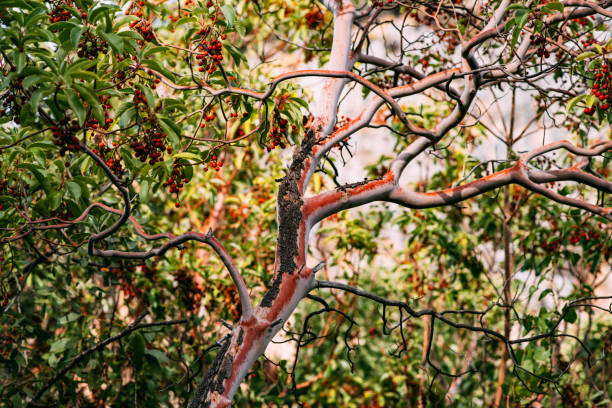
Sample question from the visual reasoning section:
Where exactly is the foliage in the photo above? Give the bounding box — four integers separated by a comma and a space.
0, 0, 611, 406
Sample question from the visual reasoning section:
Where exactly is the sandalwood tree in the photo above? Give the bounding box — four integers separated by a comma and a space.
0, 0, 611, 406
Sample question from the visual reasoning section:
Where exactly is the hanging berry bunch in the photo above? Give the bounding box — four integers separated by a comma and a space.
0, 324, 17, 358
332, 115, 351, 149
571, 17, 590, 27
377, 73, 413, 90
199, 106, 216, 129
580, 32, 597, 48
204, 281, 240, 320
0, 80, 27, 124
51, 120, 81, 156
130, 126, 169, 164
126, 0, 154, 42
106, 266, 140, 299
224, 97, 247, 119
76, 29, 108, 59
130, 19, 154, 43
110, 62, 132, 89
531, 34, 550, 59
174, 268, 202, 313
372, 0, 393, 7
265, 108, 294, 151
585, 60, 611, 116
86, 95, 113, 130
0, 173, 23, 210
205, 153, 223, 172
194, 29, 225, 75
567, 225, 602, 245
129, 86, 171, 164
133, 87, 148, 111
163, 162, 191, 207
48, 0, 73, 23
304, 8, 324, 29
92, 140, 123, 175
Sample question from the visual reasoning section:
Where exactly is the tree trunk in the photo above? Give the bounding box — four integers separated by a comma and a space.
189, 131, 320, 407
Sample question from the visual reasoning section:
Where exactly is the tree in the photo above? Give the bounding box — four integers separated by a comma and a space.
0, 0, 611, 406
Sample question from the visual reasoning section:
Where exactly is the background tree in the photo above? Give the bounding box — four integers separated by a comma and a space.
0, 0, 611, 407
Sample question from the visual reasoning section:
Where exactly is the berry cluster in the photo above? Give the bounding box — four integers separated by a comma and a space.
175, 268, 202, 313
0, 324, 17, 358
199, 107, 216, 128
0, 80, 25, 124
571, 17, 590, 26
377, 73, 413, 90
304, 8, 324, 29
579, 32, 597, 49
130, 126, 169, 164
85, 95, 113, 130
541, 237, 561, 253
228, 206, 243, 219
568, 227, 600, 245
130, 19, 154, 42
204, 282, 240, 320
163, 163, 190, 206
266, 109, 294, 151
48, 0, 73, 23
195, 33, 225, 74
372, 0, 393, 7
92, 140, 123, 175
585, 61, 611, 115
107, 266, 139, 298
51, 121, 81, 156
332, 115, 351, 149
417, 56, 430, 68
77, 30, 108, 59
204, 154, 223, 172
0, 176, 22, 211
530, 34, 551, 58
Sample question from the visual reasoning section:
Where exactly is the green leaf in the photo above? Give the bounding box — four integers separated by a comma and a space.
18, 162, 50, 193
576, 51, 597, 62
118, 30, 143, 41
566, 94, 586, 113
172, 152, 201, 161
140, 179, 149, 202
22, 75, 43, 89
66, 180, 81, 201
15, 52, 26, 73
144, 46, 167, 57
99, 31, 123, 54
50, 337, 70, 353
538, 288, 552, 301
141, 59, 175, 81
511, 10, 529, 49
221, 5, 236, 28
70, 25, 82, 50
113, 15, 139, 30
30, 87, 50, 112
174, 16, 197, 27
65, 87, 86, 125
136, 83, 155, 108
564, 307, 577, 324
70, 70, 99, 81
73, 83, 104, 124
159, 117, 181, 145
593, 44, 603, 54
542, 2, 564, 12
144, 349, 169, 364
586, 95, 596, 108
